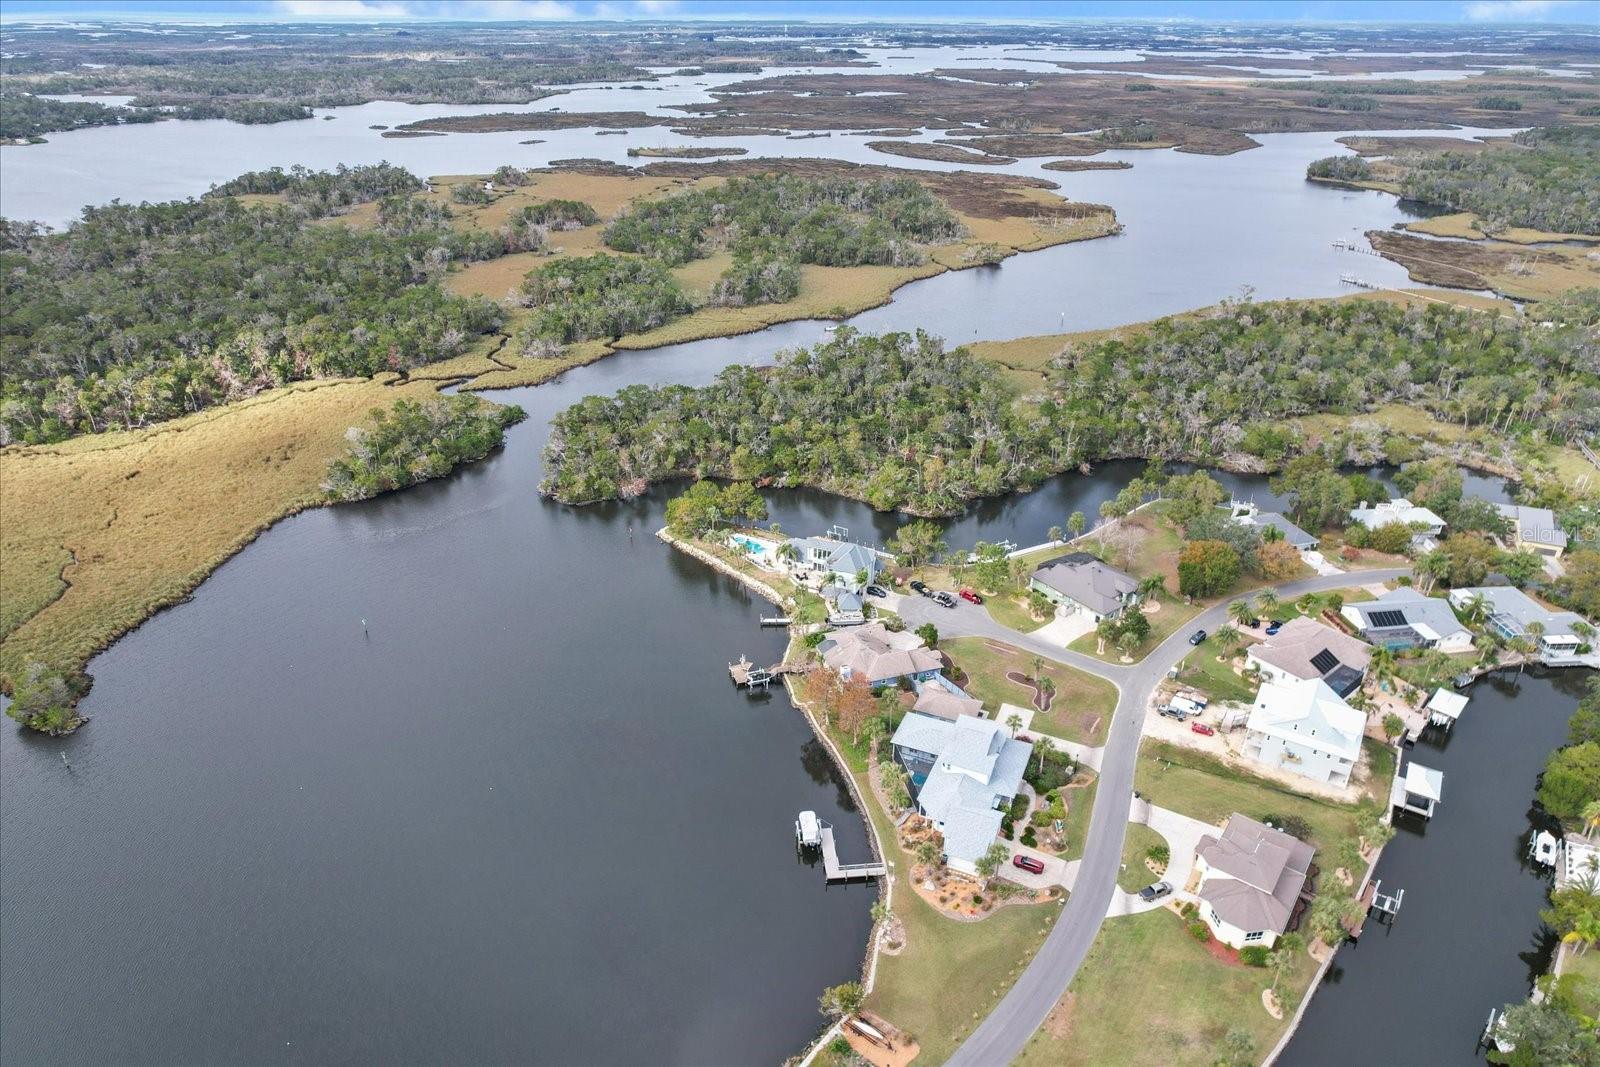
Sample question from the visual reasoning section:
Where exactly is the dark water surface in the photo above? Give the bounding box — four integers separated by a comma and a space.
1282, 668, 1593, 1067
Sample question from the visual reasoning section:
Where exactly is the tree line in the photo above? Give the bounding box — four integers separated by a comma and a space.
539, 296, 1600, 517
1, 165, 511, 444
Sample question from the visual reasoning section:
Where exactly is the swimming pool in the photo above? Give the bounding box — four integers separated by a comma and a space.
733, 536, 765, 554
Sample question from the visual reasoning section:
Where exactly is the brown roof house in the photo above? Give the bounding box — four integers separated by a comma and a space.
1194, 814, 1316, 949
1245, 616, 1372, 698
819, 622, 944, 689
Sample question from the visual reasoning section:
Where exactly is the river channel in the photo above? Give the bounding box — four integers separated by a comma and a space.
0, 47, 1576, 1066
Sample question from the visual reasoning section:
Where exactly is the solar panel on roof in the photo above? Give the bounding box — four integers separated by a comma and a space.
1309, 649, 1340, 674
1369, 609, 1408, 628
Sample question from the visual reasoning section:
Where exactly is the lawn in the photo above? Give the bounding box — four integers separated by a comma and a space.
943, 636, 1118, 746
1118, 823, 1169, 893
983, 591, 1049, 634
1068, 597, 1203, 665
1359, 737, 1398, 809
1135, 741, 1362, 857
1170, 642, 1259, 705
1057, 774, 1098, 864
869, 893, 1062, 1065
1013, 907, 1319, 1067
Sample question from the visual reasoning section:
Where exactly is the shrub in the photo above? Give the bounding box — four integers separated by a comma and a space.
322, 396, 525, 502
1239, 945, 1270, 967
1178, 539, 1242, 598
521, 254, 690, 343
1306, 155, 1373, 183
1258, 813, 1313, 841
1147, 843, 1170, 866
451, 182, 493, 205
515, 198, 600, 230
1021, 827, 1038, 848
1189, 921, 1212, 942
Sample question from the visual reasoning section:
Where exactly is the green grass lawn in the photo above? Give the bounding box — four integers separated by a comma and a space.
1135, 741, 1362, 856
1562, 947, 1600, 1019
943, 636, 1117, 746
1013, 908, 1318, 1067
870, 894, 1062, 1065
1068, 597, 1204, 665
1056, 774, 1098, 863
1170, 642, 1259, 705
1118, 823, 1169, 893
1359, 737, 1397, 809
984, 591, 1049, 634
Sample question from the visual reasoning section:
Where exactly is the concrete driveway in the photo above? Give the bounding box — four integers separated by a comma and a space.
997, 840, 1071, 892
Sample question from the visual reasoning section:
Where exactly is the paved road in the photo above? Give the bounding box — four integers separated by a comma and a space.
897, 568, 1407, 1067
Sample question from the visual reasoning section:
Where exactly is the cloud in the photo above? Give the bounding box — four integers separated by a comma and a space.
1463, 0, 1583, 20
271, 0, 577, 18
273, 0, 412, 15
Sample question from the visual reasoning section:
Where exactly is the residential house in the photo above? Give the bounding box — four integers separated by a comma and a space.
1494, 503, 1568, 560
1341, 587, 1474, 653
1348, 497, 1447, 551
1028, 551, 1139, 622
1448, 586, 1597, 668
912, 679, 985, 721
1245, 616, 1371, 698
1194, 814, 1316, 949
819, 623, 944, 689
1244, 677, 1365, 788
785, 536, 881, 592
1228, 500, 1320, 550
890, 712, 1030, 876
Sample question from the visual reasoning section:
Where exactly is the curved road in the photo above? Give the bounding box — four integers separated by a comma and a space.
896, 568, 1408, 1067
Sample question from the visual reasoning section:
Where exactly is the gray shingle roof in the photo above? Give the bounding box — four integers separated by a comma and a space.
1031, 553, 1137, 616
1197, 814, 1316, 935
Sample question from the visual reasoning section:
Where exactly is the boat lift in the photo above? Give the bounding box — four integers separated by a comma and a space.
1369, 879, 1404, 928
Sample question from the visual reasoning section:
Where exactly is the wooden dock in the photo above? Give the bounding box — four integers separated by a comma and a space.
728, 656, 813, 689
819, 825, 887, 881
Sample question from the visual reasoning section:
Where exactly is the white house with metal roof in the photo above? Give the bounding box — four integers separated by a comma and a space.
890, 712, 1030, 877
1341, 587, 1474, 653
1349, 497, 1447, 538
1243, 677, 1366, 788
1194, 814, 1316, 949
1447, 586, 1597, 668
785, 536, 882, 593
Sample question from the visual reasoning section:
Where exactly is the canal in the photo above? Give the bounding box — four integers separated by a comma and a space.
1282, 668, 1594, 1066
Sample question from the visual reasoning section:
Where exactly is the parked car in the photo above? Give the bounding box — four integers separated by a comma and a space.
909, 580, 929, 596
865, 584, 888, 599
959, 587, 984, 604
1013, 854, 1046, 875
1138, 881, 1173, 902
1188, 629, 1208, 645
1190, 722, 1216, 736
1243, 616, 1260, 629
1158, 705, 1188, 721
1265, 620, 1285, 636
933, 591, 957, 608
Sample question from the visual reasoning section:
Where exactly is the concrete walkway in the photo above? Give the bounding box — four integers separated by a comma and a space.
923, 566, 1410, 1067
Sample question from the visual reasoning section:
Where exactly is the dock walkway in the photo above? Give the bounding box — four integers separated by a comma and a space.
819, 825, 887, 881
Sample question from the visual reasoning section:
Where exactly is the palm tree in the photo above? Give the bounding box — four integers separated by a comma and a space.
1461, 593, 1489, 626
1296, 592, 1325, 618
1416, 551, 1451, 594
1254, 590, 1281, 619
1582, 799, 1600, 840
1048, 525, 1064, 545
1269, 933, 1306, 998
1369, 646, 1397, 686
1213, 624, 1242, 658
1228, 599, 1255, 626
1474, 631, 1503, 667
1005, 712, 1024, 737
1068, 511, 1086, 538
1138, 574, 1167, 604
1565, 912, 1600, 956
1526, 620, 1547, 655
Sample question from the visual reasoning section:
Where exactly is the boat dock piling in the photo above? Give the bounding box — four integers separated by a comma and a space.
728, 657, 812, 690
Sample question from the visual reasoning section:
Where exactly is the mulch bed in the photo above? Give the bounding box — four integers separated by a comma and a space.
1005, 670, 1055, 713
1201, 935, 1245, 966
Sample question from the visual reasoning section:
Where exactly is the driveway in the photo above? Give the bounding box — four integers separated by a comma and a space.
997, 840, 1071, 892
944, 566, 1408, 1067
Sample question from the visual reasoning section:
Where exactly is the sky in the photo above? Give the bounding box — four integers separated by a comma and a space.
1, 0, 1597, 25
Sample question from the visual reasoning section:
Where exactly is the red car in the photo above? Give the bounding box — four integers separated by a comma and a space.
1190, 722, 1216, 736
1013, 854, 1046, 875
959, 588, 984, 605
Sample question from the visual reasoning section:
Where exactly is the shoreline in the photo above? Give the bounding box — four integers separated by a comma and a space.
655, 526, 893, 1065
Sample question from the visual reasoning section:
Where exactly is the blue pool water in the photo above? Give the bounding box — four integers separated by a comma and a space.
733, 537, 765, 554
